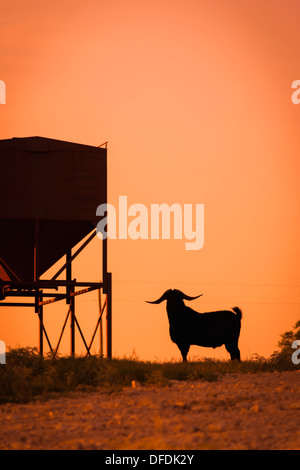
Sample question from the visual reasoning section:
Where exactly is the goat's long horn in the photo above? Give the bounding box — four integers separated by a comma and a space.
145, 290, 169, 304
181, 293, 203, 301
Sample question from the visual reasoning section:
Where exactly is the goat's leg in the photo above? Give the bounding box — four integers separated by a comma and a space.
177, 343, 190, 362
225, 343, 241, 361
234, 347, 241, 361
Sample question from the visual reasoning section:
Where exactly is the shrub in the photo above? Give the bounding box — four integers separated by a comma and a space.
270, 320, 300, 370
0, 323, 299, 405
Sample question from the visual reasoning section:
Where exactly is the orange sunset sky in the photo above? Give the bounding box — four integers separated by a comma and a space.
0, 0, 300, 361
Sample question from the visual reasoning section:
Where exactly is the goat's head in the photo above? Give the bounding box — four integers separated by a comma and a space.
146, 289, 202, 305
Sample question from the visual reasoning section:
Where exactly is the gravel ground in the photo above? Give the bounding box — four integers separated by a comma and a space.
0, 370, 299, 450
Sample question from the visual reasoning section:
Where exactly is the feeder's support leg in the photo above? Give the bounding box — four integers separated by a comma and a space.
70, 286, 75, 357
106, 272, 112, 359
38, 292, 43, 357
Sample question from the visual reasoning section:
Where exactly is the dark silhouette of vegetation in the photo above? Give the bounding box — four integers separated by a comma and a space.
270, 320, 300, 367
0, 320, 299, 404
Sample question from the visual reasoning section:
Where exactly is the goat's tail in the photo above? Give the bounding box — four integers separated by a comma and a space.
232, 306, 242, 321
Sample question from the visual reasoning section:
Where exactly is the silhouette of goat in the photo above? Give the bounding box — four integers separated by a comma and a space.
146, 289, 242, 362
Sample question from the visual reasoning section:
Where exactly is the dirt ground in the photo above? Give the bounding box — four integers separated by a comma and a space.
0, 370, 299, 450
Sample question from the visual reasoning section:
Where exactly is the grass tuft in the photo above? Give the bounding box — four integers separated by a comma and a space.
0, 345, 298, 404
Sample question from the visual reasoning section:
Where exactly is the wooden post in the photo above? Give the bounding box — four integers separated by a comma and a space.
70, 286, 75, 357
67, 250, 75, 357
66, 251, 71, 305
106, 272, 112, 359
38, 292, 43, 357
103, 237, 107, 293
34, 220, 43, 357
98, 288, 103, 357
